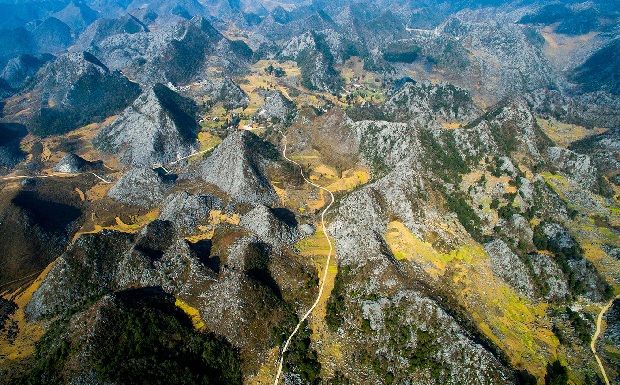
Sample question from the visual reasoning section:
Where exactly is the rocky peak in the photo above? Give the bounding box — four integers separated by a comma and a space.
185, 77, 249, 110
455, 98, 550, 162
74, 14, 149, 50
198, 130, 278, 205
31, 17, 73, 54
25, 230, 135, 320
6, 51, 141, 136
187, 16, 222, 41
52, 1, 99, 33
278, 30, 344, 93
255, 90, 295, 123
94, 83, 199, 166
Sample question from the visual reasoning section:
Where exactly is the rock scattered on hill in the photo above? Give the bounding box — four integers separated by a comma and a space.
203, 77, 249, 110
484, 239, 536, 300
385, 81, 481, 124
1, 54, 51, 90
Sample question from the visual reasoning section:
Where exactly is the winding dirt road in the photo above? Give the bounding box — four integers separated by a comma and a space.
273, 133, 335, 385
0, 172, 111, 183
591, 295, 619, 385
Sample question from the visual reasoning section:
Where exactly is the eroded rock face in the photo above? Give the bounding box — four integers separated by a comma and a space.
357, 291, 516, 385
25, 221, 218, 320
52, 1, 98, 34
192, 236, 299, 361
94, 83, 199, 167
107, 168, 172, 208
279, 30, 343, 93
570, 128, 620, 174
454, 99, 549, 164
541, 222, 576, 251
496, 214, 535, 251
73, 14, 149, 50
198, 130, 278, 205
115, 220, 218, 294
0, 54, 50, 90
406, 12, 557, 102
526, 89, 620, 130
22, 214, 306, 376
528, 253, 569, 302
22, 287, 243, 385
324, 170, 517, 383
193, 77, 249, 110
537, 222, 610, 301
322, 221, 517, 384
0, 188, 82, 290
89, 17, 249, 85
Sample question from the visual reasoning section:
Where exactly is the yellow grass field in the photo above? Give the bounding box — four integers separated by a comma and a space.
0, 261, 56, 362
385, 220, 559, 378
537, 118, 607, 148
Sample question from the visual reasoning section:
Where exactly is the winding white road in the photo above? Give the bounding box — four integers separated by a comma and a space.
273, 133, 335, 385
591, 295, 620, 385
